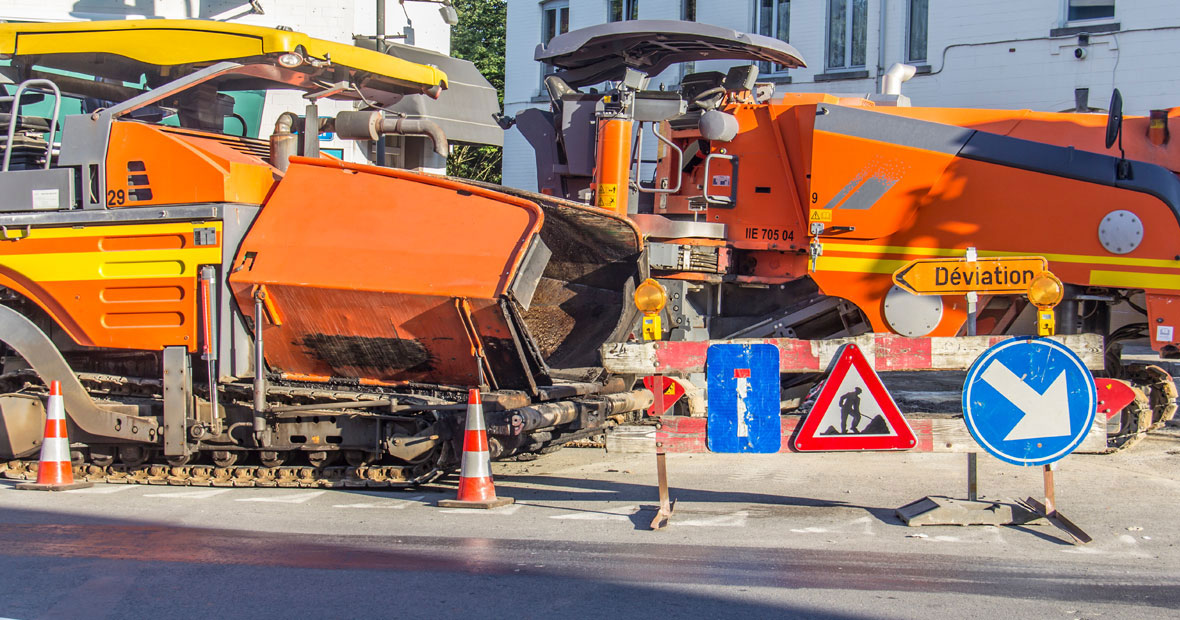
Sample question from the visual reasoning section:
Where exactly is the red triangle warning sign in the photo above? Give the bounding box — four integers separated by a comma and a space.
793, 343, 915, 451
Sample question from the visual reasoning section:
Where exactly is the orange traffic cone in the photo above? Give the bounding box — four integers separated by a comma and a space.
16, 380, 92, 491
437, 388, 513, 509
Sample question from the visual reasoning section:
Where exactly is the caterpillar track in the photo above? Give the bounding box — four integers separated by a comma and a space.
1106, 364, 1179, 450
0, 460, 442, 488
0, 372, 452, 487
0, 367, 651, 485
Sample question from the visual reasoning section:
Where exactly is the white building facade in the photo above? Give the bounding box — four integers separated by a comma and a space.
504, 0, 1180, 191
2, 0, 456, 167
2, 0, 453, 54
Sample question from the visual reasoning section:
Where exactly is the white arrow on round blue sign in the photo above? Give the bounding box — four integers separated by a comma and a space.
962, 337, 1097, 467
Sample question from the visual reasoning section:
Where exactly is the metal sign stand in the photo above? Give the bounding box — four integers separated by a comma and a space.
897, 248, 1041, 527
649, 373, 675, 530
964, 253, 980, 505
1018, 464, 1092, 544
911, 284, 1094, 544
967, 452, 978, 502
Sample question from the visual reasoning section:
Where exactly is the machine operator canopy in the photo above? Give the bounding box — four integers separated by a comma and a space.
535, 20, 806, 87
0, 20, 448, 105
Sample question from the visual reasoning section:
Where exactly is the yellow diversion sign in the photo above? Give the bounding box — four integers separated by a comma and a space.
893, 256, 1049, 295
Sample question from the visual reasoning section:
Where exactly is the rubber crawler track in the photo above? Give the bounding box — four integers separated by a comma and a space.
1, 461, 444, 488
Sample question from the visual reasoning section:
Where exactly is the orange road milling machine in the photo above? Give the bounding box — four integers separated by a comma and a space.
515, 21, 1179, 442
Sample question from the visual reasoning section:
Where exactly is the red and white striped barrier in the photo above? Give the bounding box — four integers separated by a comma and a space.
602, 333, 1104, 375
438, 388, 514, 509
17, 380, 92, 491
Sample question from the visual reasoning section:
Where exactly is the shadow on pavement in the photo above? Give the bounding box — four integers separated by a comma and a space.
0, 504, 1175, 618
0, 504, 902, 620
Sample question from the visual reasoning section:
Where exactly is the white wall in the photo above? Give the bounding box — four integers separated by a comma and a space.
503, 0, 1180, 191
2, 0, 453, 166
2, 0, 451, 52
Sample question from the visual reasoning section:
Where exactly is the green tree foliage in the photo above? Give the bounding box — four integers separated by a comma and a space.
447, 0, 505, 183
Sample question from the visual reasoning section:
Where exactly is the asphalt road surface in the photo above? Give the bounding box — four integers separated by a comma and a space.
1, 428, 1177, 619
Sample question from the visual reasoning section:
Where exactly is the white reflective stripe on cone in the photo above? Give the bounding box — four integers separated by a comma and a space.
40, 437, 70, 463
465, 403, 486, 431
46, 395, 65, 420
460, 450, 492, 479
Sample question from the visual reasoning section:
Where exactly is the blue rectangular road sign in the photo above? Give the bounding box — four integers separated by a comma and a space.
707, 343, 781, 453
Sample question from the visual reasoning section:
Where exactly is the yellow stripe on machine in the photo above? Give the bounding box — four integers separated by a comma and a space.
815, 256, 909, 275
818, 243, 1180, 291
18, 222, 215, 240
0, 222, 221, 282
823, 242, 1180, 271
1090, 270, 1180, 291
0, 249, 219, 282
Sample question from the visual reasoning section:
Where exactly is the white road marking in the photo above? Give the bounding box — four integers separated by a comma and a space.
439, 502, 524, 515
1061, 546, 1106, 555
551, 505, 639, 521
847, 515, 876, 535
727, 469, 792, 483
144, 489, 230, 499
981, 525, 1006, 544
334, 495, 425, 509
789, 526, 829, 534
235, 491, 326, 504
677, 511, 749, 527
64, 485, 133, 494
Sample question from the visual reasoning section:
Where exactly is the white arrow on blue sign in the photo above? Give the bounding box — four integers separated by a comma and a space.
962, 337, 1097, 466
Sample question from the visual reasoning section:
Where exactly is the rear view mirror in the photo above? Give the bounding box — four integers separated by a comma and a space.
1105, 89, 1123, 149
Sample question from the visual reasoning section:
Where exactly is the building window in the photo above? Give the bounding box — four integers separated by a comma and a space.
609, 0, 638, 22
827, 0, 867, 70
906, 0, 927, 63
541, 1, 569, 83
543, 1, 569, 45
755, 0, 790, 74
1068, 0, 1114, 22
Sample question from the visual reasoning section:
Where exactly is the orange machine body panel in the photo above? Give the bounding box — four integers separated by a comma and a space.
104, 121, 277, 208
0, 222, 221, 351
649, 97, 1180, 344
229, 157, 545, 387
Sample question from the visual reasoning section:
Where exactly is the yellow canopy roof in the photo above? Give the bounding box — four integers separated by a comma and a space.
0, 20, 447, 97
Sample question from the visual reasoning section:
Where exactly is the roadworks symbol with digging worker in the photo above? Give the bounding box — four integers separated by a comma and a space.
793, 343, 916, 451
819, 382, 893, 437
830, 387, 891, 436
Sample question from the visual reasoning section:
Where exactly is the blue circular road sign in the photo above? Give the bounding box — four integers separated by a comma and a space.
962, 337, 1097, 466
